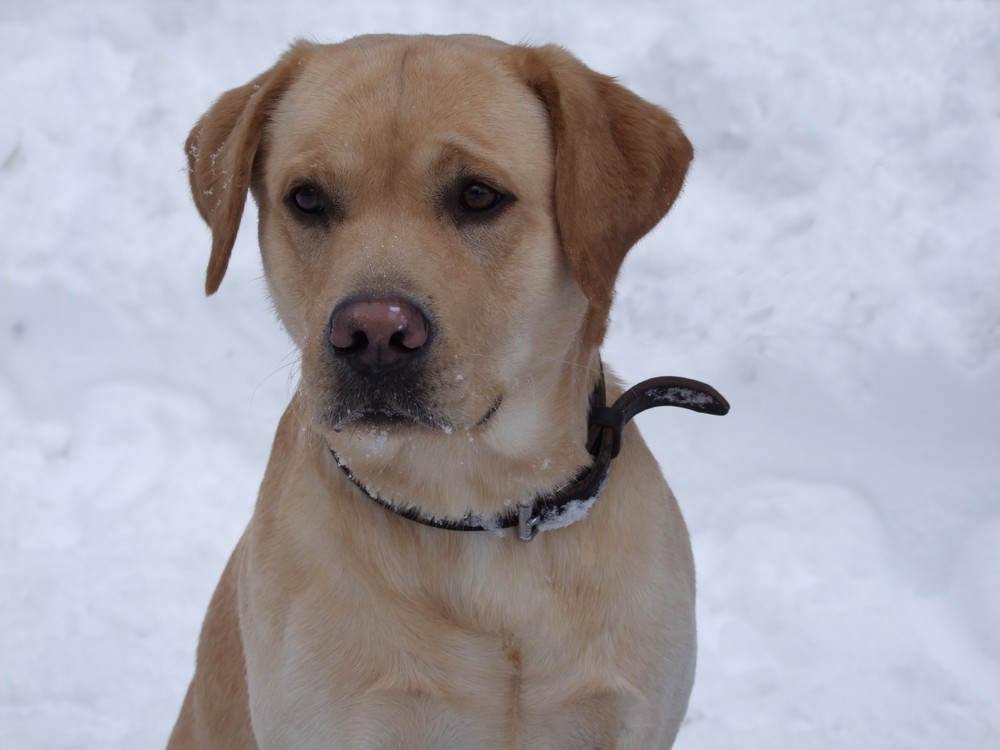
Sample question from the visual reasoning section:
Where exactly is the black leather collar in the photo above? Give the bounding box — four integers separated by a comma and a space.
330, 367, 729, 541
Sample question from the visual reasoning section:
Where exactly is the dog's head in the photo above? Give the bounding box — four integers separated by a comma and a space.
186, 35, 691, 516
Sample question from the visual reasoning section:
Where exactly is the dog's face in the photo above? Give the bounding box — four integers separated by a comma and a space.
186, 36, 692, 515
258, 38, 581, 441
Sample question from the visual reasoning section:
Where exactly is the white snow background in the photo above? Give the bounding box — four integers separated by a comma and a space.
2, 0, 999, 747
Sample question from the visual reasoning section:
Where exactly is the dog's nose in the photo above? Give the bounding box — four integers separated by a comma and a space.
328, 297, 430, 374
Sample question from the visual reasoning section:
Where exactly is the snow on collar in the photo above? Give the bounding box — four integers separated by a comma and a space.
328, 366, 729, 542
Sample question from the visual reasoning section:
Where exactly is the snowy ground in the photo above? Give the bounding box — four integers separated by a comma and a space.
2, 0, 999, 747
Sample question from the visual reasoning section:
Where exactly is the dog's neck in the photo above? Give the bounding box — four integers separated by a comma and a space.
326, 364, 729, 541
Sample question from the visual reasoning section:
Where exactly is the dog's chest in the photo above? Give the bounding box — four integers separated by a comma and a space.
261, 685, 627, 749
240, 472, 678, 748
254, 652, 630, 750
245, 569, 639, 749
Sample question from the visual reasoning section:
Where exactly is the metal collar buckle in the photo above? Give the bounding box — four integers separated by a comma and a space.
517, 504, 541, 542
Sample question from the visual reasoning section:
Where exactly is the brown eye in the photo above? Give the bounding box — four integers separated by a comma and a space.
290, 185, 324, 215
461, 183, 503, 212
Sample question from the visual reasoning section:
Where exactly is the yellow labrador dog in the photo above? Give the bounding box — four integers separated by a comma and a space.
168, 34, 727, 749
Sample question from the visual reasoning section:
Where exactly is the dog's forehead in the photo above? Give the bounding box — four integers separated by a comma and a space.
267, 37, 551, 173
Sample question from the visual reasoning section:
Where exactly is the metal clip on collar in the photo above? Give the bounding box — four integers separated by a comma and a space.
518, 504, 541, 542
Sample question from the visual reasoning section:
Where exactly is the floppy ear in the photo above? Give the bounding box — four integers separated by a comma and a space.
515, 45, 693, 343
185, 42, 310, 295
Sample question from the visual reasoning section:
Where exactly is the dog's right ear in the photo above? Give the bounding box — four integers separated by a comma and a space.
185, 42, 311, 295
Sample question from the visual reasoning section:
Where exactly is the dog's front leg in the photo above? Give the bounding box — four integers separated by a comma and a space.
168, 540, 258, 749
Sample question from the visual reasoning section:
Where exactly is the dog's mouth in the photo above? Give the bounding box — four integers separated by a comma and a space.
328, 396, 502, 434
330, 407, 438, 433
316, 350, 503, 435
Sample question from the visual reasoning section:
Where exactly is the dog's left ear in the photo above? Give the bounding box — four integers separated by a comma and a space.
186, 41, 311, 295
515, 46, 693, 343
